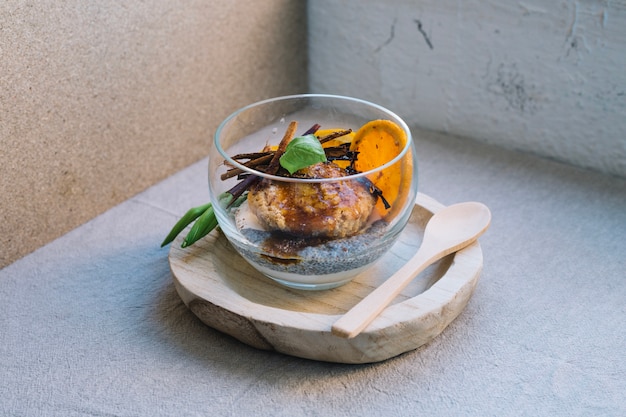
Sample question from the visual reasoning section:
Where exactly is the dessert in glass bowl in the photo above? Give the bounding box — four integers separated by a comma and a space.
207, 94, 418, 290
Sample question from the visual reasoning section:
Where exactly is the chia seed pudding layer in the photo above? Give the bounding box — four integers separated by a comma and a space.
234, 220, 393, 276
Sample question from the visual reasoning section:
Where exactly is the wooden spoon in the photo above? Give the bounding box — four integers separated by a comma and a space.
331, 201, 491, 338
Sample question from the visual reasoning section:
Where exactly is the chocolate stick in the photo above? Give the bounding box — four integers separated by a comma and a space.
265, 121, 298, 175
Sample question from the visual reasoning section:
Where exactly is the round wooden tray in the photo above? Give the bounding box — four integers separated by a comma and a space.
169, 193, 483, 364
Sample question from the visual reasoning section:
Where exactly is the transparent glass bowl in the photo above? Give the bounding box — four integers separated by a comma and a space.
208, 94, 418, 290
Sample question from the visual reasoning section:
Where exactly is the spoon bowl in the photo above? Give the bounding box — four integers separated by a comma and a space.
331, 201, 491, 338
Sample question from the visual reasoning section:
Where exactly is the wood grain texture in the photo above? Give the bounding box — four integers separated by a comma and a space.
169, 193, 483, 363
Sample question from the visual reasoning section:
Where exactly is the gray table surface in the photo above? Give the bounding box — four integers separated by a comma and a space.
2, 129, 625, 417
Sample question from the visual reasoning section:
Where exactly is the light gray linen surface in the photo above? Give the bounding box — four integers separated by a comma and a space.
1, 129, 625, 417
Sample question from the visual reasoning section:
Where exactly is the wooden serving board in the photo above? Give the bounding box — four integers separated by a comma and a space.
169, 193, 483, 364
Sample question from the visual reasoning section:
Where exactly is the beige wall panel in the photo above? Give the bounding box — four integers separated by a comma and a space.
1, 1, 308, 268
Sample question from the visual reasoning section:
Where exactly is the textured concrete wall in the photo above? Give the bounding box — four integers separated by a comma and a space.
1, 1, 307, 268
308, 0, 626, 178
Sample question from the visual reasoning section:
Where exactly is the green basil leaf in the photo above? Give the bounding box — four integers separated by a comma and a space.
279, 134, 327, 174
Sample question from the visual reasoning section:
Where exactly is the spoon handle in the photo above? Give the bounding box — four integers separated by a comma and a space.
331, 245, 441, 339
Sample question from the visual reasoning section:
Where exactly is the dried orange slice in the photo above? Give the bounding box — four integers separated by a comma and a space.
350, 119, 412, 220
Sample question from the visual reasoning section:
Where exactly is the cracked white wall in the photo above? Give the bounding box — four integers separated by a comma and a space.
308, 0, 626, 177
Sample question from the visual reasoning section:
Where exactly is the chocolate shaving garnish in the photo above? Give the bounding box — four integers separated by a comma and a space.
324, 145, 358, 161
225, 121, 299, 203
369, 184, 391, 209
303, 124, 321, 136
265, 121, 298, 175
231, 152, 272, 160
227, 174, 260, 206
318, 129, 352, 144
221, 153, 273, 180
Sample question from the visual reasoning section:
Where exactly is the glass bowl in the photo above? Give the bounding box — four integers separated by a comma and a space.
208, 94, 417, 290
